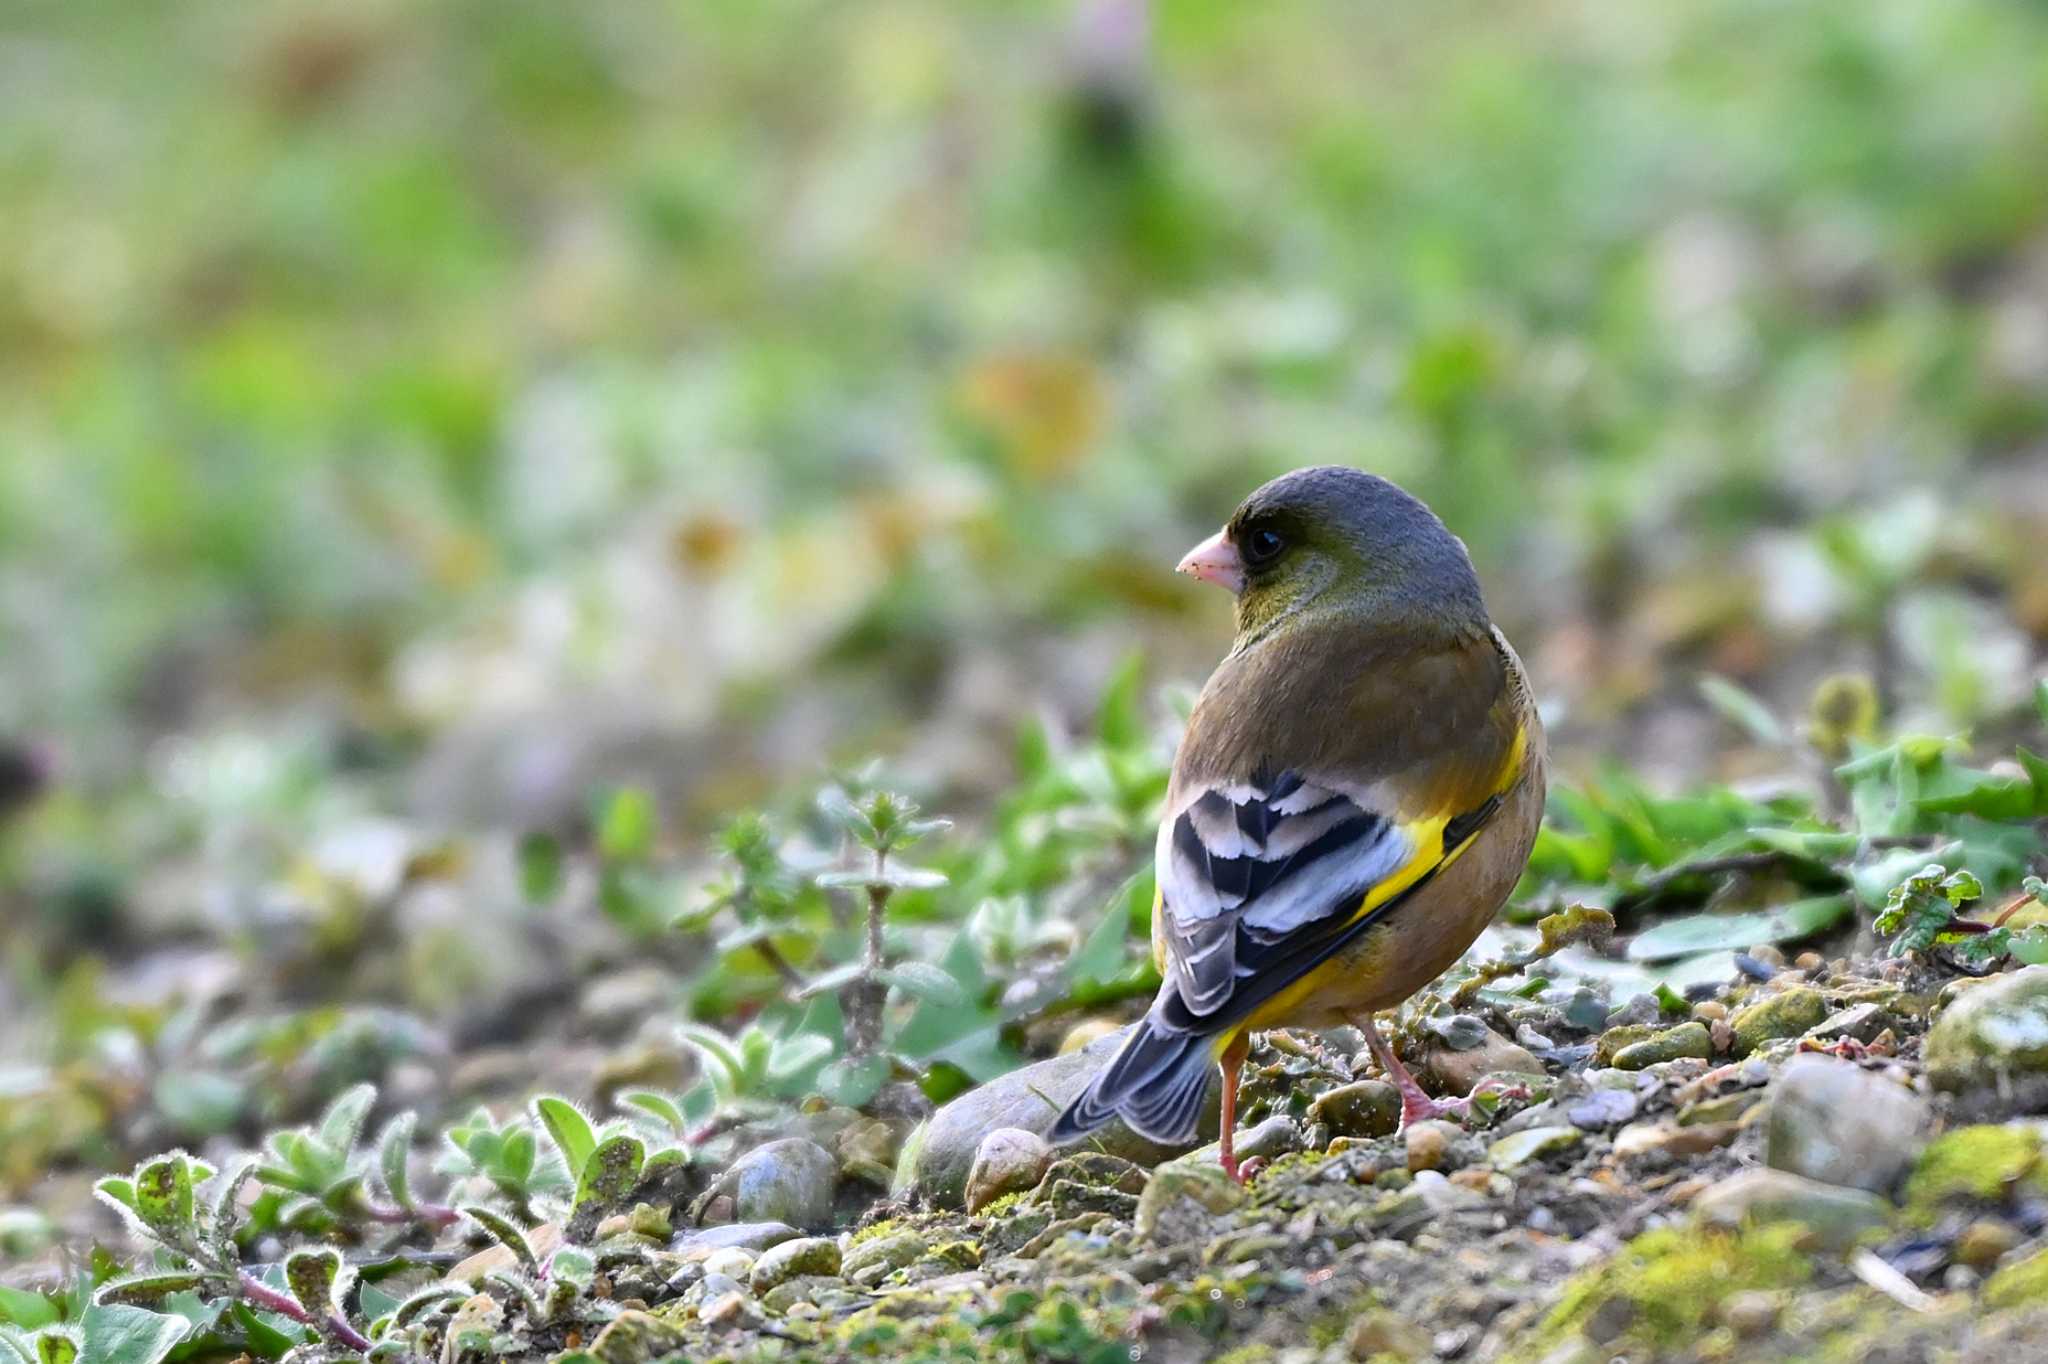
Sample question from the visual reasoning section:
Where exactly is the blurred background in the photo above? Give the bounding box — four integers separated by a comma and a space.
2, 0, 2046, 1238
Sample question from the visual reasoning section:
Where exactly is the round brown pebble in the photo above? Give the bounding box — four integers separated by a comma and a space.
1794, 951, 1824, 972
1692, 1000, 1729, 1022
1405, 1121, 1453, 1172
1721, 1291, 1780, 1338
1955, 1219, 2022, 1269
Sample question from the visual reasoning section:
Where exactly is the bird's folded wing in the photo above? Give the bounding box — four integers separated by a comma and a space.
1155, 759, 1512, 1034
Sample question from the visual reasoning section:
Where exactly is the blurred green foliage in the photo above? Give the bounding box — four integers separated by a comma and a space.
5, 0, 2047, 781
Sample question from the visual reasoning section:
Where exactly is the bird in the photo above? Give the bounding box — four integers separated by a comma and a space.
1048, 466, 1546, 1181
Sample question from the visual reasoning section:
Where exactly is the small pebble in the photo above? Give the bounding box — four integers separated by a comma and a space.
749, 1237, 842, 1293
1566, 1088, 1638, 1129
700, 1248, 756, 1281
1794, 951, 1824, 971
1406, 1122, 1452, 1172
1748, 944, 1787, 968
1721, 1291, 1779, 1338
1692, 1000, 1728, 1022
1734, 953, 1778, 982
1955, 1219, 2022, 1269
964, 1128, 1053, 1214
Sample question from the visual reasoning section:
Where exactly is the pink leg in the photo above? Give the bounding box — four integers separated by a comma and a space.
1355, 1012, 1480, 1129
1217, 1032, 1249, 1183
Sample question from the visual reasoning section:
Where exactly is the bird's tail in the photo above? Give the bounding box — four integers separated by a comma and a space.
1048, 1011, 1224, 1146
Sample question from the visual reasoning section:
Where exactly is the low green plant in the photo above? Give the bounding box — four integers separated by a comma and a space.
67, 1082, 696, 1362
1876, 868, 2048, 965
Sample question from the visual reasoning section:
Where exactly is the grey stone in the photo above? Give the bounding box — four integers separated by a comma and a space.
1235, 1115, 1302, 1162
1729, 986, 1829, 1057
698, 1248, 756, 1282
1566, 1087, 1639, 1129
677, 1221, 799, 1256
1410, 1169, 1490, 1213
1133, 1160, 1247, 1244
1422, 1026, 1543, 1095
1766, 1054, 1931, 1193
963, 1127, 1052, 1214
729, 1139, 839, 1229
1925, 966, 2048, 1093
1693, 1168, 1891, 1250
841, 1229, 927, 1286
749, 1236, 842, 1293
1308, 1080, 1401, 1138
1611, 1021, 1713, 1070
896, 1023, 1218, 1205
1489, 1125, 1583, 1169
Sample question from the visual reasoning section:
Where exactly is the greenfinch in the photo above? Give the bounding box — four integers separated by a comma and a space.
1051, 466, 1546, 1180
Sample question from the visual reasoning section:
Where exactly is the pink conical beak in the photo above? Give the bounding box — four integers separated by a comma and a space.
1176, 527, 1245, 594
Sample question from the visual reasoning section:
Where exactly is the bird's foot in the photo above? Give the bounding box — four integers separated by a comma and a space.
1394, 1079, 1531, 1130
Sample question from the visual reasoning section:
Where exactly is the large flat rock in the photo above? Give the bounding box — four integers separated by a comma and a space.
896, 1023, 1220, 1206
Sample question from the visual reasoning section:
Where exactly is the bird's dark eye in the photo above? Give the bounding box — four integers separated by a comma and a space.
1242, 527, 1285, 567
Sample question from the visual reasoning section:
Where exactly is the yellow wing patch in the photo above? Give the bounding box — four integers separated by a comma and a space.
1236, 723, 1530, 1034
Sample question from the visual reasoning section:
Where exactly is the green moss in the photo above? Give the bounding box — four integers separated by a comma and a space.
974, 1191, 1026, 1219
846, 1217, 905, 1248
1592, 1024, 1658, 1067
1729, 986, 1829, 1057
1985, 1247, 2048, 1311
1902, 1125, 2046, 1220
1211, 1347, 1279, 1364
1534, 1224, 1813, 1353
925, 1239, 982, 1270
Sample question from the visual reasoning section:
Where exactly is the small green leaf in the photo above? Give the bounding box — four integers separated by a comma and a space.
376, 1113, 416, 1211
675, 1026, 745, 1083
458, 1208, 535, 1277
0, 1288, 58, 1331
766, 1034, 833, 1081
596, 786, 658, 862
876, 962, 968, 1007
93, 1178, 137, 1214
533, 1098, 596, 1184
794, 961, 868, 999
316, 1085, 377, 1157
77, 1304, 190, 1364
229, 1302, 302, 1358
31, 1329, 76, 1364
816, 1055, 891, 1108
283, 1248, 341, 1319
387, 1286, 465, 1329
517, 832, 564, 904
547, 1247, 595, 1289
2011, 926, 2048, 967
1699, 674, 1784, 745
1096, 651, 1147, 750
500, 1126, 537, 1183
130, 1157, 197, 1246
620, 1092, 687, 1135
92, 1275, 207, 1309
1875, 863, 1984, 957
208, 1159, 258, 1259
571, 1135, 645, 1222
